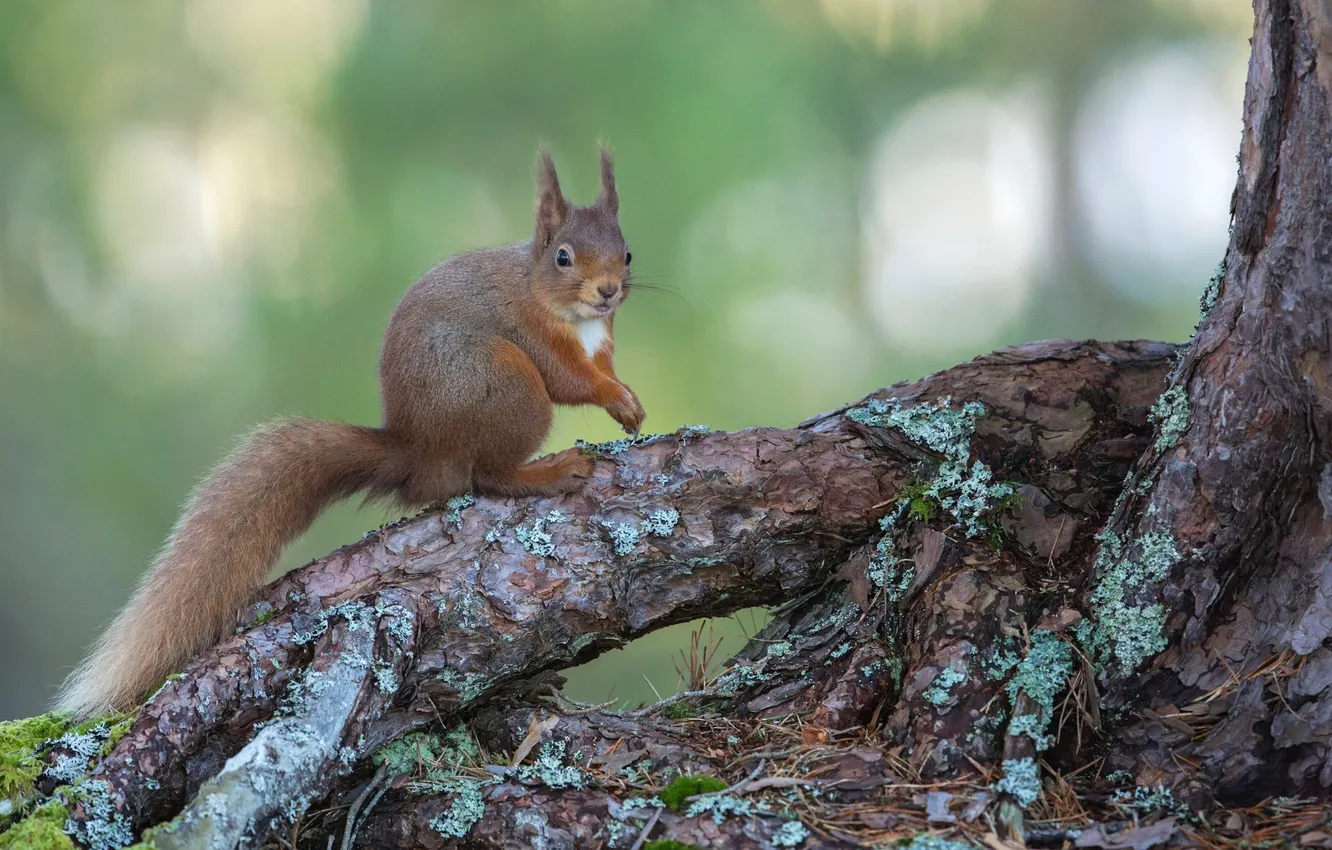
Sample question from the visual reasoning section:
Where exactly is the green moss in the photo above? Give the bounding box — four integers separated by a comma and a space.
664, 702, 697, 720
0, 799, 73, 850
99, 716, 134, 758
643, 841, 700, 850
1, 713, 70, 802
658, 775, 726, 811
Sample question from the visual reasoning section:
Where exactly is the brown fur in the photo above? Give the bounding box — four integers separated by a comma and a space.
56, 145, 643, 717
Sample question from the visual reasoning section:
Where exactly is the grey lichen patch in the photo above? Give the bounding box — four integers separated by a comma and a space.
715, 663, 772, 695
1084, 531, 1180, 672
684, 792, 765, 824
397, 728, 492, 840
426, 780, 488, 838
439, 578, 488, 629
437, 668, 489, 704
576, 433, 668, 456
902, 834, 973, 850
44, 723, 111, 786
1197, 259, 1225, 327
804, 602, 860, 636
607, 522, 640, 556
516, 510, 571, 558
861, 656, 902, 688
1148, 386, 1190, 451
374, 731, 442, 776
923, 665, 968, 709
869, 507, 913, 602
578, 423, 708, 458
770, 818, 810, 846
1, 711, 141, 825
156, 617, 378, 849
1005, 631, 1074, 750
981, 638, 1020, 681
63, 779, 133, 850
994, 757, 1041, 808
678, 423, 711, 441
372, 665, 399, 694
443, 493, 475, 527
291, 600, 375, 646
766, 641, 793, 658
641, 509, 680, 538
1112, 784, 1193, 820
381, 727, 485, 792
515, 740, 586, 789
373, 601, 416, 647
848, 397, 1012, 538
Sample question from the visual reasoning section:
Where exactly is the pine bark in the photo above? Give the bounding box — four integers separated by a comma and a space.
11, 1, 1332, 847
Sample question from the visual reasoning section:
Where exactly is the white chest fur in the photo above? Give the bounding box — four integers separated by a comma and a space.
575, 319, 609, 358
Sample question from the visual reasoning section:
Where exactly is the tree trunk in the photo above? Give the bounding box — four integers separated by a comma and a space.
4, 2, 1332, 848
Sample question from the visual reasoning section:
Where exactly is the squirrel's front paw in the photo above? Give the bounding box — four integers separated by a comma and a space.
605, 385, 645, 435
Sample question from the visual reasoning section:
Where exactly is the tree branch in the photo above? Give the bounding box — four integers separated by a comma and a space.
50, 339, 1176, 845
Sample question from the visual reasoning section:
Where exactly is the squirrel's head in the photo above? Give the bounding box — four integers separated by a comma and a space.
530, 144, 631, 322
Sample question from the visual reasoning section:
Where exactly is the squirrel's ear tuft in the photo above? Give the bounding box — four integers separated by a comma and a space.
597, 142, 618, 216
535, 146, 570, 249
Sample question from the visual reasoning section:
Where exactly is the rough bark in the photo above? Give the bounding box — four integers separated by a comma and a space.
1090, 0, 1332, 802
33, 339, 1186, 849
6, 1, 1332, 847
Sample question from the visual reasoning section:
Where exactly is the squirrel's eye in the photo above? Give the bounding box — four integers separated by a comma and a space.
555, 247, 572, 267
624, 251, 632, 266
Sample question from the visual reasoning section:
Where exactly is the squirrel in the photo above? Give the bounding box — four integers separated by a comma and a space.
55, 144, 645, 718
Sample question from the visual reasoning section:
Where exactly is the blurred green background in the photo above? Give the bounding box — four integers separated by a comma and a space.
0, 0, 1250, 717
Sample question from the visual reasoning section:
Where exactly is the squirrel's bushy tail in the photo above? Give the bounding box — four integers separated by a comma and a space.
56, 418, 403, 718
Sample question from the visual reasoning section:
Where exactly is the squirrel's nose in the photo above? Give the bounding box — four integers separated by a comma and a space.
596, 283, 619, 300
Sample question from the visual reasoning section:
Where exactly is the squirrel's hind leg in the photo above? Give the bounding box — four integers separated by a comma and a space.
467, 339, 593, 498
473, 449, 593, 498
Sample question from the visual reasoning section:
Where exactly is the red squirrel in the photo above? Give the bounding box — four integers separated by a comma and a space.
56, 145, 645, 718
